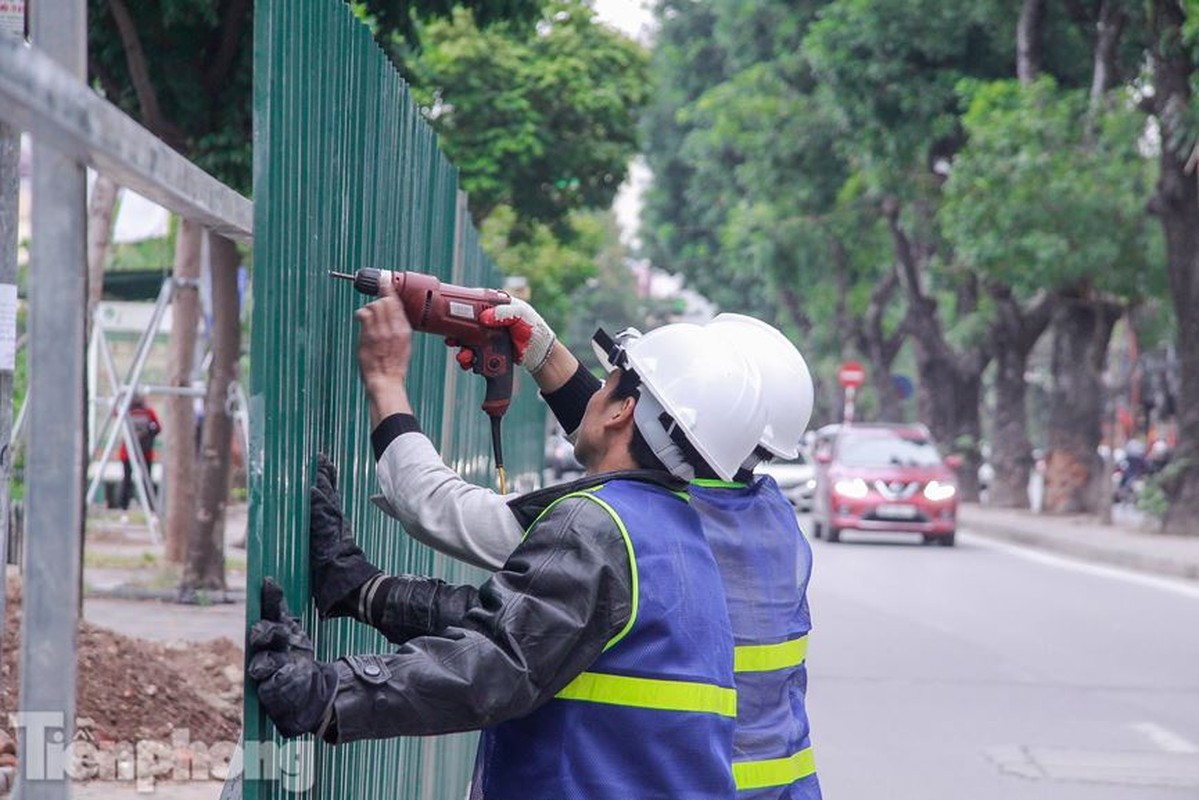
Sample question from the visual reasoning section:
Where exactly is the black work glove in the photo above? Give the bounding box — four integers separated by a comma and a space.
310, 454, 382, 618
248, 578, 339, 739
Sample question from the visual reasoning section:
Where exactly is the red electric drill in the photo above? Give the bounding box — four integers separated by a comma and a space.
330, 268, 515, 492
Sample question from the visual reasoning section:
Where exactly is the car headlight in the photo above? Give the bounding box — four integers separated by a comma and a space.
805, 479, 817, 490
833, 478, 869, 499
923, 480, 957, 502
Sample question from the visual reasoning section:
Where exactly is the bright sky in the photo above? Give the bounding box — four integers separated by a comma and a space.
592, 0, 655, 44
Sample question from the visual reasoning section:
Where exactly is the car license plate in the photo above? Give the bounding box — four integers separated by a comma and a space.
876, 503, 918, 520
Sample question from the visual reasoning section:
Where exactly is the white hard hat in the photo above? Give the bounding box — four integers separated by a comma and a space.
706, 313, 814, 460
593, 324, 768, 481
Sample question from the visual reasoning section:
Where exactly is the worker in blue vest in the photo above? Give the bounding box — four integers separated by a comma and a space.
248, 278, 771, 798
341, 302, 823, 798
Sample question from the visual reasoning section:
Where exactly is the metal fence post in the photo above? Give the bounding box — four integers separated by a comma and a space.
18, 1, 87, 798
0, 7, 22, 674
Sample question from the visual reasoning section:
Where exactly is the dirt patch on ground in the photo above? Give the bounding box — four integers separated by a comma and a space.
0, 577, 243, 745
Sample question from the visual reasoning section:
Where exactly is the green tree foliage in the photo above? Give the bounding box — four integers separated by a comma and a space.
942, 78, 1162, 298
803, 0, 1016, 189
86, 0, 541, 194
640, 1, 731, 306
87, 0, 645, 335
353, 0, 540, 64
87, 0, 255, 192
407, 1, 649, 331
479, 206, 608, 332
410, 2, 649, 229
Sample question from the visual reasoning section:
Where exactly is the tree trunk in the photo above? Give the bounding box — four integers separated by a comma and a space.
86, 176, 119, 338
1084, 0, 1127, 144
164, 219, 201, 562
990, 344, 1033, 508
180, 233, 239, 594
987, 290, 1054, 508
912, 344, 983, 501
854, 266, 905, 422
884, 200, 987, 500
1017, 0, 1045, 84
1043, 297, 1121, 514
1148, 0, 1199, 535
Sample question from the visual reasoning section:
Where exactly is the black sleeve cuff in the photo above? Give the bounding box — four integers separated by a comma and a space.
371, 413, 422, 461
542, 363, 602, 435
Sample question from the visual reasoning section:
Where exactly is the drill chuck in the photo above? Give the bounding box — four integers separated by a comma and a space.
329, 268, 382, 296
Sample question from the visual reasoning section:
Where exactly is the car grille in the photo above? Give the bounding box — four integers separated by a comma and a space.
873, 480, 920, 500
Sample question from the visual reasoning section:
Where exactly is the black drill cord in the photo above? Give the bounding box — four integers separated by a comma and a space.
491, 415, 507, 494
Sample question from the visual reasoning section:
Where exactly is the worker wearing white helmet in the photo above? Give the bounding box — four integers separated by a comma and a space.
317, 298, 823, 798
253, 286, 773, 798
588, 312, 821, 797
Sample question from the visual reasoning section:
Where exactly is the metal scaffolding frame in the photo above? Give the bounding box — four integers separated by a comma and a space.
0, 12, 252, 799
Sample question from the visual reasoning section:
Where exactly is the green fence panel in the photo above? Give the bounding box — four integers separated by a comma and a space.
246, 1, 545, 797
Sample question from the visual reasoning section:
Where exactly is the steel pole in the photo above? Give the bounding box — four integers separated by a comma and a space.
0, 28, 20, 687
19, 1, 87, 798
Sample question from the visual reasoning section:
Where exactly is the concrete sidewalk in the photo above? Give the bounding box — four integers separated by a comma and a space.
83, 503, 248, 602
959, 502, 1199, 582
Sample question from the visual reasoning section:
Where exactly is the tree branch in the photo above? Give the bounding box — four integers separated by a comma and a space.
88, 56, 123, 105
106, 0, 188, 150
204, 0, 253, 96
778, 286, 813, 338
882, 197, 925, 303
1021, 290, 1057, 352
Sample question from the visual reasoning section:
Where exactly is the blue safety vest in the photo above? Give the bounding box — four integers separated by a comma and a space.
690, 475, 822, 799
473, 479, 737, 799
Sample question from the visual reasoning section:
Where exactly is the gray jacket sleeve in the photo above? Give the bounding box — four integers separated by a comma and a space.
326, 495, 633, 742
374, 432, 524, 571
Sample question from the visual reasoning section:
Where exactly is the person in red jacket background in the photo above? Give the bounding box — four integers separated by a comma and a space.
118, 393, 161, 515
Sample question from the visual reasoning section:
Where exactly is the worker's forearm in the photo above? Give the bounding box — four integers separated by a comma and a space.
326, 498, 631, 743
373, 422, 523, 570
541, 362, 602, 436
366, 376, 413, 428
341, 573, 478, 645
530, 341, 580, 393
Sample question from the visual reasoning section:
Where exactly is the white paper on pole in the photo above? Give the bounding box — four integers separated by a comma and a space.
0, 284, 17, 372
0, 0, 24, 35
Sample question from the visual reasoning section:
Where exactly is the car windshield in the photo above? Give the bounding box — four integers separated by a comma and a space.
837, 435, 942, 468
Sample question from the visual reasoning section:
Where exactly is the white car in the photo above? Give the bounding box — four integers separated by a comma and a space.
757, 450, 817, 511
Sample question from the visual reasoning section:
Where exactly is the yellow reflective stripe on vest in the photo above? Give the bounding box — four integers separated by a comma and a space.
734, 635, 808, 673
733, 747, 817, 790
555, 671, 737, 718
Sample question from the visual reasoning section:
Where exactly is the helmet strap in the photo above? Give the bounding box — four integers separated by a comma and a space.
739, 445, 772, 473
632, 392, 695, 481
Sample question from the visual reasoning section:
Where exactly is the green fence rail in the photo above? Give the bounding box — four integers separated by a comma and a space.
245, 1, 545, 797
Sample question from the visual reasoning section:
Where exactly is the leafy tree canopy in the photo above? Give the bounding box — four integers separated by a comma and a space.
410, 2, 649, 230
479, 206, 608, 333
941, 78, 1163, 298
802, 0, 1016, 193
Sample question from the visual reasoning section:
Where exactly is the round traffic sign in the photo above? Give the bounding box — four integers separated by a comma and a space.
838, 360, 866, 389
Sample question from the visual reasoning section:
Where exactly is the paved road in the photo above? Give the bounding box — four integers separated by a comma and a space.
803, 519, 1199, 799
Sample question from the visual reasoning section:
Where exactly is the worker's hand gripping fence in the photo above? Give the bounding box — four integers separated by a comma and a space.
246, 1, 545, 797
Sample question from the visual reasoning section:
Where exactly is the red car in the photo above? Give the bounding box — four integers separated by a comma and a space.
811, 423, 960, 546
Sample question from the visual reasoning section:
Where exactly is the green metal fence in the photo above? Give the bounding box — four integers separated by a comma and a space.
245, 1, 545, 797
